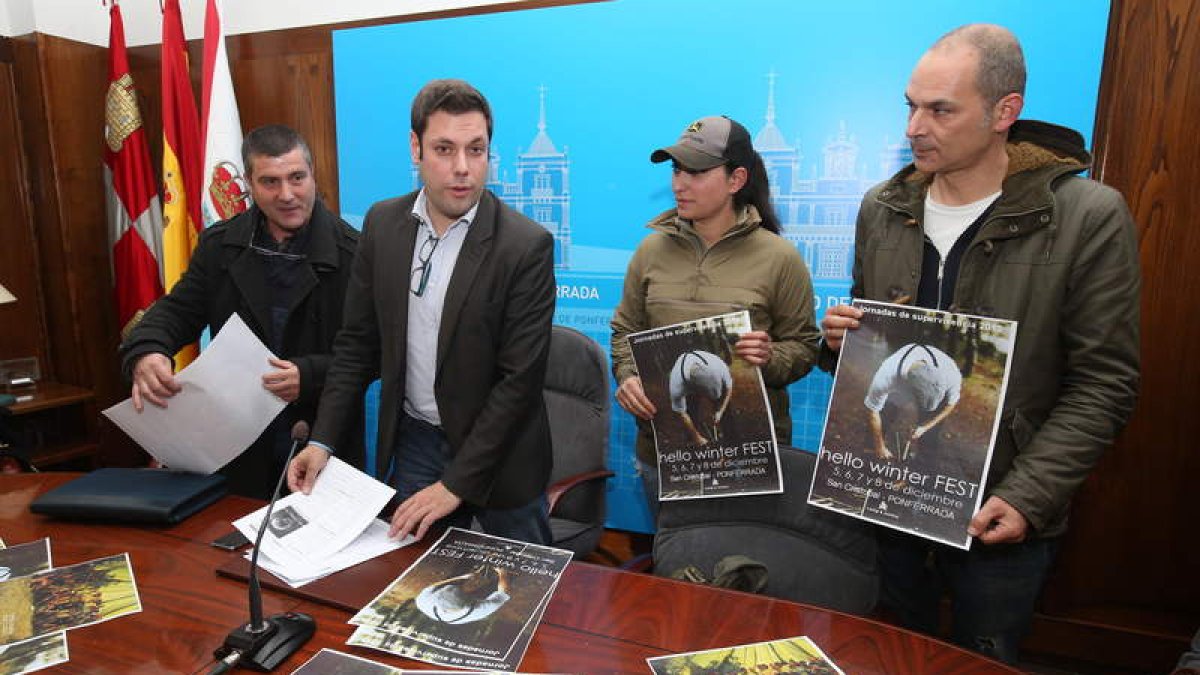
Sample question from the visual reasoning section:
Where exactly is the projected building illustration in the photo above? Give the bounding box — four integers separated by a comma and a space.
489, 86, 572, 269
754, 72, 912, 282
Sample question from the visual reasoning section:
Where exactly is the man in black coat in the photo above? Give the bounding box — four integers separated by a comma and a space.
287, 80, 556, 545
119, 125, 362, 499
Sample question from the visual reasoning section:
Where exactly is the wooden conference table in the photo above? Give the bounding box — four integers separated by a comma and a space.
1, 473, 1019, 674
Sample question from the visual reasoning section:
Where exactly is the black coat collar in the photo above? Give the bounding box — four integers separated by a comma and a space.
221, 199, 346, 270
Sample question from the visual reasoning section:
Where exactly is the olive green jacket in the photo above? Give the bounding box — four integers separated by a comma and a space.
611, 205, 821, 464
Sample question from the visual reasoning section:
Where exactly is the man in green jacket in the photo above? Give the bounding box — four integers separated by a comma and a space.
821, 24, 1140, 663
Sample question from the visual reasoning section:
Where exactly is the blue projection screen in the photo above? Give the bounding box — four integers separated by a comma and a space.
332, 0, 1110, 532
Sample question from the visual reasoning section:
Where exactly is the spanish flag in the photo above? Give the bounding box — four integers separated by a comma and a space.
160, 0, 203, 368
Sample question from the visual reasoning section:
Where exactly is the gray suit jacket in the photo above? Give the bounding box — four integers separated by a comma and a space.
312, 190, 555, 508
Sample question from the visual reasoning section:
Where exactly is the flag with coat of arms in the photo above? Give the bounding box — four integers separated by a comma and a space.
104, 1, 163, 333
201, 0, 249, 227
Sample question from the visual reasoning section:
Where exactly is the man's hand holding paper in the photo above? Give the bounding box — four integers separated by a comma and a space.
103, 315, 289, 474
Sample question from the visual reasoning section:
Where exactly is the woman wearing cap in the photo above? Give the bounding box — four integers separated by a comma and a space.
610, 115, 821, 520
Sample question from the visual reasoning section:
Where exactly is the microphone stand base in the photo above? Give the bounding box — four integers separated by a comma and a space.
217, 612, 316, 672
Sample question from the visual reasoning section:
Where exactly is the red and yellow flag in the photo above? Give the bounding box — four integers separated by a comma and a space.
160, 0, 203, 367
105, 2, 163, 331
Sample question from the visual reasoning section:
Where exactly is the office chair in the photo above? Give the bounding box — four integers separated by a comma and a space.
542, 325, 614, 558
652, 446, 879, 615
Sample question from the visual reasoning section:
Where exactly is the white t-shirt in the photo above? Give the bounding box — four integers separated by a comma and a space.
924, 191, 1001, 259
668, 350, 732, 414
864, 343, 962, 413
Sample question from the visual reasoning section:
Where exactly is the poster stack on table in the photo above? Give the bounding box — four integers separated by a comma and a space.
647, 635, 844, 674
346, 528, 572, 671
292, 647, 515, 674
626, 310, 782, 500
807, 299, 1017, 548
0, 538, 142, 675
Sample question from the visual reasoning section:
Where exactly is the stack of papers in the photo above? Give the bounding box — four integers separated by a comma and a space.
249, 519, 410, 588
232, 456, 410, 587
291, 647, 518, 674
0, 538, 142, 675
346, 528, 573, 672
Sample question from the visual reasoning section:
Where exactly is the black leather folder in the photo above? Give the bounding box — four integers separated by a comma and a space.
30, 468, 227, 524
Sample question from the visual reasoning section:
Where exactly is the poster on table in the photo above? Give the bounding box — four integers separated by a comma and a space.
808, 300, 1016, 548
291, 647, 516, 674
647, 635, 844, 675
347, 528, 570, 671
0, 553, 139, 649
0, 539, 69, 674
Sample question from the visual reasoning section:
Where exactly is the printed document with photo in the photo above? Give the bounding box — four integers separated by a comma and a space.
249, 519, 413, 588
0, 538, 69, 674
647, 635, 843, 675
0, 553, 141, 648
347, 589, 554, 673
233, 456, 396, 568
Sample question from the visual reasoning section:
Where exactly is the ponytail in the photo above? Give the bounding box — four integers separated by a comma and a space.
732, 152, 781, 234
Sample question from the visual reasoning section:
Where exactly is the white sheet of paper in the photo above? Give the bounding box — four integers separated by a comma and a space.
233, 456, 397, 568
102, 314, 288, 474
248, 519, 413, 588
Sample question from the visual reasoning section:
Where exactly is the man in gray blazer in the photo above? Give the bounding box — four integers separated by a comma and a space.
287, 80, 556, 545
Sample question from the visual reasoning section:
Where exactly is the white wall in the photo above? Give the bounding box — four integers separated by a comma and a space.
0, 0, 36, 38
1, 0, 515, 46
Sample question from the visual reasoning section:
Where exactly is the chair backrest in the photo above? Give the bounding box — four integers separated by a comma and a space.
653, 447, 879, 615
544, 325, 610, 530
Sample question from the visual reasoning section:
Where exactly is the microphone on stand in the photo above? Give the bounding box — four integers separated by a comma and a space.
211, 421, 316, 673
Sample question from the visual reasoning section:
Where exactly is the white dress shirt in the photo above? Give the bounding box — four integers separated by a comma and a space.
403, 190, 479, 426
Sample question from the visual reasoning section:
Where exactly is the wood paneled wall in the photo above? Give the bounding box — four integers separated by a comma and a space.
7, 34, 118, 406
0, 38, 47, 368
0, 0, 1195, 670
226, 29, 340, 209
1022, 0, 1200, 670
